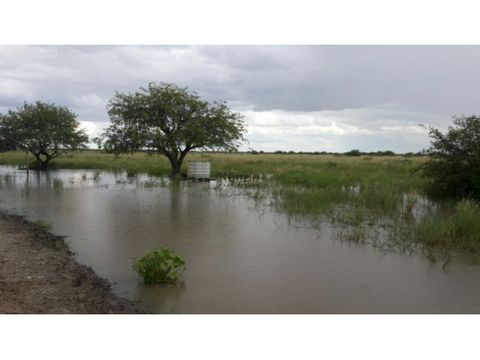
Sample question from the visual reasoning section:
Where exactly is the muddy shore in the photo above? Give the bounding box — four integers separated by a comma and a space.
0, 212, 144, 314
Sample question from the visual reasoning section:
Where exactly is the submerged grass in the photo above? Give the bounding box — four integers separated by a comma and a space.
414, 200, 480, 252
52, 178, 64, 190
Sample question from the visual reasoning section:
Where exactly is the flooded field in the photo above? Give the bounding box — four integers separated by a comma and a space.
1, 165, 480, 313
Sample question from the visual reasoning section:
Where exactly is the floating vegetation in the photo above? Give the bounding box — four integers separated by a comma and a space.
133, 247, 186, 284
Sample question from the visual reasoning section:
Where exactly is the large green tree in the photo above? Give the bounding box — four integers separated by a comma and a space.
423, 115, 480, 199
103, 83, 246, 177
0, 101, 88, 169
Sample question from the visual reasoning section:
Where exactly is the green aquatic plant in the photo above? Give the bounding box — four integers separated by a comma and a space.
52, 178, 64, 189
133, 247, 186, 284
415, 199, 480, 252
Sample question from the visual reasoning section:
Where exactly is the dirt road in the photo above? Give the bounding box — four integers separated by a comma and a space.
0, 213, 144, 313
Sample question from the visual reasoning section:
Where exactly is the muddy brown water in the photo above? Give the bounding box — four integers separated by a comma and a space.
1, 166, 480, 313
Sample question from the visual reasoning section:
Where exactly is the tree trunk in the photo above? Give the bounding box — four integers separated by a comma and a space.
35, 154, 51, 170
36, 159, 49, 170
166, 149, 190, 179
168, 156, 182, 178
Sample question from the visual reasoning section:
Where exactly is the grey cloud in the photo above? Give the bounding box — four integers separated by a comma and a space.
0, 45, 478, 151
198, 46, 480, 116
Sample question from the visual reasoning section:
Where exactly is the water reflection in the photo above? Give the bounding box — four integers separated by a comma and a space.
1, 165, 480, 313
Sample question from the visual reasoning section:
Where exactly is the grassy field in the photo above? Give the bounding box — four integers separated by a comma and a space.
1, 150, 478, 255
0, 149, 425, 179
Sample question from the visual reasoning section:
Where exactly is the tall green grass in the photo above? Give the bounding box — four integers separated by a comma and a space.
415, 200, 480, 252
0, 150, 425, 179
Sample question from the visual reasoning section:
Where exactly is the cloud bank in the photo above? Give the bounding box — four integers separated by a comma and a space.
1, 45, 479, 152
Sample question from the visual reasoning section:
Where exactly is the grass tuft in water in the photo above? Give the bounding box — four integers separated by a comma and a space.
336, 224, 367, 244
414, 200, 480, 252
52, 178, 64, 190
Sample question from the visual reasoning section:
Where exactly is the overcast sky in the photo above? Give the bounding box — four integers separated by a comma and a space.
1, 45, 479, 152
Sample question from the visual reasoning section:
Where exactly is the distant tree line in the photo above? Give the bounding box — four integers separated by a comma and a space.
247, 149, 426, 157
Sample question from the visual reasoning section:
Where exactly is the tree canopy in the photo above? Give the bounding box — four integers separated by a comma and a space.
0, 101, 88, 169
423, 115, 480, 199
103, 83, 246, 177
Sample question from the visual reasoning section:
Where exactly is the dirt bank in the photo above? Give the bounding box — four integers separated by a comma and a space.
0, 213, 144, 313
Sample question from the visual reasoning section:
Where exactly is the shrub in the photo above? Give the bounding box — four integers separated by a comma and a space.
133, 247, 186, 284
422, 115, 480, 199
371, 150, 396, 156
344, 149, 362, 156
